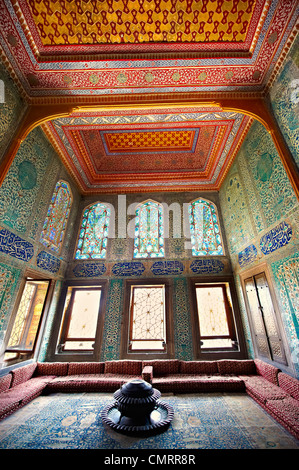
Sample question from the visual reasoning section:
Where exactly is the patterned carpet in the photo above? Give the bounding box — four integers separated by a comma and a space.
0, 392, 298, 450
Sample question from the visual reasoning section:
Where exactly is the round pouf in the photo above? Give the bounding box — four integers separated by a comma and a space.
101, 379, 174, 435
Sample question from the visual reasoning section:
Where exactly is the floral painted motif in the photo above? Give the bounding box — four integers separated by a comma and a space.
40, 180, 72, 254
75, 202, 111, 260
133, 200, 164, 258
189, 198, 224, 256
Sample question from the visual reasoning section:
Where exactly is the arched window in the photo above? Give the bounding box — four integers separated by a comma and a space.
189, 198, 224, 256
75, 202, 110, 260
133, 200, 164, 258
40, 180, 72, 253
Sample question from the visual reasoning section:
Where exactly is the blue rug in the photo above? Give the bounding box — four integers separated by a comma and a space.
0, 392, 298, 450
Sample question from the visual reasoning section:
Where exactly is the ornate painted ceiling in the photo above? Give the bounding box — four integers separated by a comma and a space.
0, 0, 298, 193
41, 105, 252, 192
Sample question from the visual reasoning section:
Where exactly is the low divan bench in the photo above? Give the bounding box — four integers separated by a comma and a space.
0, 358, 298, 440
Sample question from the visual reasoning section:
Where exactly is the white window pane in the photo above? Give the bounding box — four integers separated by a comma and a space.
67, 290, 101, 340
196, 286, 229, 337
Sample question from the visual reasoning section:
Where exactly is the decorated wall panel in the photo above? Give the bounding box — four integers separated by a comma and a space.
269, 34, 299, 168
60, 190, 232, 361
271, 253, 299, 376
0, 126, 80, 357
219, 117, 299, 374
0, 59, 27, 162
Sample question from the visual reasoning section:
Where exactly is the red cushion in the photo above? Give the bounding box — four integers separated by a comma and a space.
142, 359, 180, 376
180, 360, 218, 375
266, 396, 299, 432
104, 360, 142, 375
0, 373, 12, 393
217, 359, 256, 375
278, 372, 299, 401
243, 376, 288, 404
10, 363, 37, 387
0, 398, 20, 418
254, 359, 280, 385
35, 362, 69, 376
68, 362, 104, 375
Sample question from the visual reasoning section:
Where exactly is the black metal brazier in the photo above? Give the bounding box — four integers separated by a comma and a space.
101, 379, 174, 435
113, 379, 161, 426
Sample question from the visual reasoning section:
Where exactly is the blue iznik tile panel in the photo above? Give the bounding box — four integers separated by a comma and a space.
151, 260, 184, 275
0, 60, 27, 162
73, 262, 107, 277
269, 34, 299, 168
271, 253, 299, 376
219, 171, 255, 254
173, 278, 193, 360
0, 228, 34, 261
190, 259, 224, 274
219, 80, 299, 372
260, 222, 292, 255
111, 261, 145, 277
238, 245, 258, 268
0, 128, 52, 234
36, 251, 61, 274
220, 120, 298, 260
100, 279, 124, 361
245, 121, 297, 228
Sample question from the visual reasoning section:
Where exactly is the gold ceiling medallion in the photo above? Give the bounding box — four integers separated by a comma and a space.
117, 73, 128, 84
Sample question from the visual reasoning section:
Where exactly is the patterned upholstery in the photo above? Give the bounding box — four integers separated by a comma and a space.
0, 357, 298, 440
142, 366, 153, 383
35, 362, 69, 377
10, 363, 37, 387
142, 359, 180, 376
278, 372, 299, 401
254, 358, 280, 385
241, 376, 289, 404
266, 397, 299, 439
104, 360, 142, 376
152, 375, 245, 393
0, 373, 12, 393
46, 375, 126, 393
68, 362, 105, 375
0, 377, 54, 406
0, 398, 20, 420
180, 360, 218, 375
217, 359, 256, 375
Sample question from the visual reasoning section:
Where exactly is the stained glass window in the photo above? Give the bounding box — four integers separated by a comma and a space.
40, 180, 72, 253
133, 200, 164, 258
75, 202, 110, 259
189, 198, 224, 256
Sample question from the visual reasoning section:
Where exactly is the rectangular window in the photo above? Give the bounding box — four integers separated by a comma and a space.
129, 285, 166, 351
59, 286, 102, 351
4, 278, 50, 363
195, 283, 237, 350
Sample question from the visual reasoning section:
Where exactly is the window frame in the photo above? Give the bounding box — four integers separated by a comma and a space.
133, 199, 165, 259
121, 278, 174, 359
58, 286, 103, 353
189, 276, 246, 359
188, 197, 225, 256
128, 284, 167, 352
3, 271, 54, 366
48, 280, 107, 361
240, 263, 289, 368
74, 202, 111, 260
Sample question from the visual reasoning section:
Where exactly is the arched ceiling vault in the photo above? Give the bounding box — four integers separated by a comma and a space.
0, 0, 298, 195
